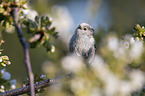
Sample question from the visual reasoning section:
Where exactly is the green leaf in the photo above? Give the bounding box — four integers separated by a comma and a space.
53, 32, 58, 38
28, 19, 37, 28
40, 16, 45, 27
45, 16, 51, 27
35, 16, 39, 25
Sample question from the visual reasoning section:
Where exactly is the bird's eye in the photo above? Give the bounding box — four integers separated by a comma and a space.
83, 27, 87, 31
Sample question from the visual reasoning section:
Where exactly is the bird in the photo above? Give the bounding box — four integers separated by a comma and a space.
69, 23, 95, 65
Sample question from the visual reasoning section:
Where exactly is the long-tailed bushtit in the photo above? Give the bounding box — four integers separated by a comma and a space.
69, 23, 95, 64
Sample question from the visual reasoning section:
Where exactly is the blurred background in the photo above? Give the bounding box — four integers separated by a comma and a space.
1, 0, 145, 96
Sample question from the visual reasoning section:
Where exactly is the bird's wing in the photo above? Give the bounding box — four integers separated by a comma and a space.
69, 35, 76, 53
88, 44, 96, 64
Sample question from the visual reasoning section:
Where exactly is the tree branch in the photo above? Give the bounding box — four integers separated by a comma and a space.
0, 74, 72, 96
10, 7, 35, 96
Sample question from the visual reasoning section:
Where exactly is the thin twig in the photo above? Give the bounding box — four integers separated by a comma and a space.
0, 74, 72, 96
10, 7, 35, 96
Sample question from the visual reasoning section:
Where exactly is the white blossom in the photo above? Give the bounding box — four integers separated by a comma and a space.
129, 70, 145, 90
21, 8, 38, 21
108, 37, 119, 51
51, 5, 74, 42
130, 41, 143, 59
10, 80, 16, 85
2, 71, 11, 80
130, 37, 135, 43
0, 89, 5, 92
119, 81, 131, 96
0, 85, 4, 89
11, 84, 16, 89
61, 54, 84, 73
0, 69, 6, 74
0, 57, 2, 62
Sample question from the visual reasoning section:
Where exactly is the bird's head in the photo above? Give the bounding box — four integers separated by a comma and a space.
75, 23, 94, 36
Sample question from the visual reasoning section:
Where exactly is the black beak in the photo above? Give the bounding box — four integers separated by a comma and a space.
78, 25, 81, 30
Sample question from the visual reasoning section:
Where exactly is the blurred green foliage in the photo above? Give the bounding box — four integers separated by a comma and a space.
0, 0, 27, 29
23, 15, 58, 53
0, 40, 11, 67
0, 40, 16, 93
